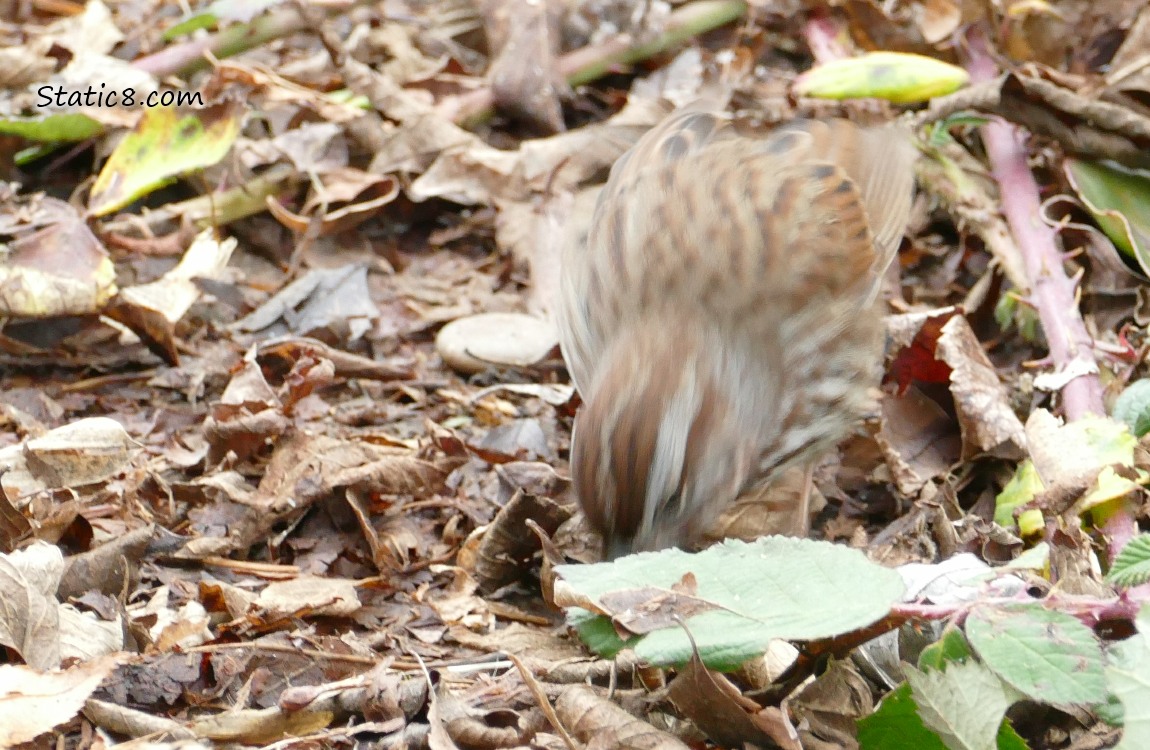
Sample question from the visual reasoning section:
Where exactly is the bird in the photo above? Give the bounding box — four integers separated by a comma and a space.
556, 104, 917, 559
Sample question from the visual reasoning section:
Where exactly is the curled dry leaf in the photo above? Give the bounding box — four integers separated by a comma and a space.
886, 310, 1025, 461
82, 697, 195, 742
0, 417, 136, 499
104, 229, 237, 365
877, 386, 961, 497
469, 489, 572, 594
919, 72, 1150, 170
0, 542, 65, 669
555, 685, 691, 750
187, 704, 334, 744
0, 198, 116, 319
266, 169, 400, 237
430, 681, 531, 750
667, 649, 800, 749
255, 335, 415, 382
791, 659, 875, 749
202, 358, 287, 466
481, 0, 566, 133
57, 524, 154, 600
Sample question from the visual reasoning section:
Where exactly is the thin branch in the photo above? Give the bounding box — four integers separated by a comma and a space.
435, 0, 749, 127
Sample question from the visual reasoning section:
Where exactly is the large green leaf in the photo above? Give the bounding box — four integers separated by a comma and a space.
555, 537, 905, 670
966, 604, 1107, 708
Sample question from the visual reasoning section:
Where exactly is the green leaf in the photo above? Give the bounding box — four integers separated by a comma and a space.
1107, 534, 1150, 589
1113, 380, 1150, 438
1107, 604, 1150, 749
793, 52, 969, 104
918, 625, 973, 671
993, 460, 1045, 536
1094, 691, 1125, 727
860, 680, 1030, 750
555, 537, 905, 670
0, 113, 104, 143
965, 604, 1107, 707
995, 721, 1031, 750
905, 661, 1015, 750
1065, 159, 1150, 277
566, 609, 625, 658
859, 683, 949, 750
88, 101, 243, 217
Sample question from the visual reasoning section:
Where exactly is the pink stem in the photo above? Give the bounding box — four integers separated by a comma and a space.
965, 34, 1103, 421
964, 29, 1138, 563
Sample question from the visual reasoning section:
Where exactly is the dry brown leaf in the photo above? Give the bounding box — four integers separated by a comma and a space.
887, 310, 1024, 460
0, 195, 116, 319
791, 659, 874, 750
423, 565, 489, 628
57, 524, 152, 602
202, 358, 288, 466
105, 229, 236, 365
481, 0, 566, 133
667, 651, 797, 749
921, 71, 1150, 169
877, 386, 961, 496
0, 417, 136, 499
430, 680, 530, 750
256, 576, 362, 619
704, 465, 826, 543
232, 264, 379, 341
601, 576, 718, 637
936, 315, 1027, 458
0, 542, 64, 668
555, 685, 691, 750
0, 654, 124, 746
471, 489, 572, 594
188, 704, 334, 743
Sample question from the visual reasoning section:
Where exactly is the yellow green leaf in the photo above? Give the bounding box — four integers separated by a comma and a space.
88, 100, 243, 217
793, 51, 969, 105
995, 459, 1045, 537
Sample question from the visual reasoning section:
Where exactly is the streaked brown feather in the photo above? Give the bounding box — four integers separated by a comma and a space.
557, 104, 918, 555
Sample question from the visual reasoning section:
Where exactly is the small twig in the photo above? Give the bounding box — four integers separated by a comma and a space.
101, 163, 298, 235
186, 642, 380, 665
132, 1, 377, 79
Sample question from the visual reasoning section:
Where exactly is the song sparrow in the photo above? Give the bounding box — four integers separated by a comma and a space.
557, 106, 917, 558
